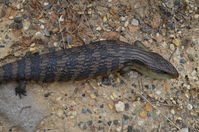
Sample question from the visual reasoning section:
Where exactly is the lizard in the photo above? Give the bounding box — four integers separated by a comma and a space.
0, 40, 179, 98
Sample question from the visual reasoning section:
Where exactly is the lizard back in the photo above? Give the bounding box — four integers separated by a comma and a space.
0, 40, 179, 83
0, 40, 134, 83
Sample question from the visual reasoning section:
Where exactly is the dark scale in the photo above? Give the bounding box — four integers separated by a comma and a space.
30, 54, 41, 81
17, 59, 26, 80
2, 63, 13, 81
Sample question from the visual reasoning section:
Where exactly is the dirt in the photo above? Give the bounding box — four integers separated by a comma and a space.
0, 0, 198, 132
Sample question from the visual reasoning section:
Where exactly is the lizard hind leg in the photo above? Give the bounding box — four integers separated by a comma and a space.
15, 80, 27, 98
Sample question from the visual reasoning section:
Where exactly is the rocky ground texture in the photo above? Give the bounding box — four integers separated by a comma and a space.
0, 0, 198, 132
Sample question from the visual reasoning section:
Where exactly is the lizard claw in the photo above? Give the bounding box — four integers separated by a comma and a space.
15, 80, 27, 98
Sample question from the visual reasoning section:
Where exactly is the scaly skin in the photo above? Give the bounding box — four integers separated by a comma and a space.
0, 40, 179, 97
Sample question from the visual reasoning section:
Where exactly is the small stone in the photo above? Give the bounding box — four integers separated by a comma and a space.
139, 111, 147, 119
123, 114, 129, 120
194, 14, 199, 19
155, 33, 163, 42
144, 104, 152, 112
65, 36, 73, 44
103, 16, 108, 22
120, 16, 126, 21
35, 32, 43, 37
137, 120, 144, 126
155, 90, 161, 95
96, 26, 102, 31
124, 20, 129, 27
29, 47, 36, 52
107, 121, 113, 126
14, 17, 22, 23
191, 70, 197, 76
179, 128, 189, 132
9, 16, 14, 20
170, 44, 175, 51
90, 94, 96, 99
187, 104, 193, 110
40, 25, 45, 29
170, 109, 175, 114
116, 127, 122, 132
180, 59, 186, 64
108, 103, 114, 110
53, 42, 58, 47
113, 120, 119, 125
59, 15, 64, 22
57, 109, 63, 117
115, 101, 125, 112
131, 19, 139, 26
16, 4, 21, 9
43, 29, 50, 37
44, 2, 49, 6
125, 103, 130, 111
44, 4, 52, 10
82, 108, 88, 113
172, 39, 181, 46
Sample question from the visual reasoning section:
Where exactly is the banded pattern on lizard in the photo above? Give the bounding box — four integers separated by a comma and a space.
0, 40, 179, 98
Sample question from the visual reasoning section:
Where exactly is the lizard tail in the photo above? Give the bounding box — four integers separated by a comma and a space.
0, 66, 5, 83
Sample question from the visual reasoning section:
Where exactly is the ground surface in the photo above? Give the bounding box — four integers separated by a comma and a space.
0, 0, 198, 132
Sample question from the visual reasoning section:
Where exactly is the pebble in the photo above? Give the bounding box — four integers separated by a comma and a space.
144, 104, 152, 112
170, 44, 176, 51
139, 111, 147, 119
120, 16, 126, 21
43, 29, 50, 37
81, 108, 92, 114
65, 35, 73, 44
191, 70, 197, 76
40, 25, 45, 29
30, 47, 36, 52
9, 16, 14, 20
113, 120, 119, 125
78, 122, 88, 130
127, 126, 140, 132
44, 4, 52, 10
59, 15, 64, 22
14, 17, 22, 23
124, 20, 129, 27
123, 114, 129, 120
170, 109, 175, 114
179, 128, 189, 132
16, 4, 21, 9
43, 2, 49, 6
180, 59, 186, 64
194, 14, 199, 19
90, 93, 96, 99
35, 32, 43, 38
137, 120, 144, 126
155, 90, 161, 95
115, 101, 125, 112
57, 109, 64, 117
125, 103, 130, 111
53, 42, 58, 47
108, 103, 114, 110
96, 26, 102, 31
187, 104, 193, 110
131, 19, 139, 26
172, 39, 181, 46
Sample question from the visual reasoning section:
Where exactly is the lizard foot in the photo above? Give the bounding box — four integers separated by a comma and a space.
15, 80, 27, 98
